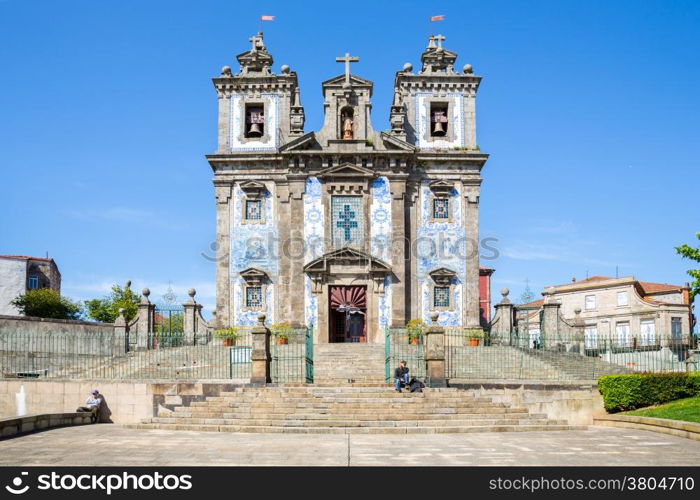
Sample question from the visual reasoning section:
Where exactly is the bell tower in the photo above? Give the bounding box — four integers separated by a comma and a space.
393, 34, 481, 150
212, 32, 305, 153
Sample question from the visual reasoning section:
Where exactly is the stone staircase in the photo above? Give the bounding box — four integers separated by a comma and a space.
313, 344, 387, 385
134, 385, 581, 434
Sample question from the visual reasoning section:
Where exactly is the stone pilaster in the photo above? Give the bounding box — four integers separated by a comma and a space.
250, 314, 271, 385
136, 288, 155, 351
113, 308, 128, 354
463, 183, 481, 328
217, 94, 231, 153
288, 178, 307, 327
542, 291, 561, 341
388, 176, 408, 327
424, 313, 446, 387
215, 183, 232, 328
182, 288, 202, 345
492, 288, 514, 345
276, 180, 292, 324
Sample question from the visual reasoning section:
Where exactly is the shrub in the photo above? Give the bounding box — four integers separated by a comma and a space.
598, 373, 700, 413
11, 289, 82, 320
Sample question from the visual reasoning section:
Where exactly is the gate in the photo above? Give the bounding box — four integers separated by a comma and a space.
270, 326, 314, 383
153, 286, 184, 348
384, 327, 425, 382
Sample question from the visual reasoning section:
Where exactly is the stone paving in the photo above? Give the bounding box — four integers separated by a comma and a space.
1, 425, 699, 466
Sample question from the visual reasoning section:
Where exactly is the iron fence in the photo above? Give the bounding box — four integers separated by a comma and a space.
384, 327, 425, 382
271, 327, 313, 384
445, 330, 699, 381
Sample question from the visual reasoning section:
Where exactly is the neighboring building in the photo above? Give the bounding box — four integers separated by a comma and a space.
519, 275, 696, 348
0, 255, 61, 315
207, 32, 488, 343
479, 267, 494, 326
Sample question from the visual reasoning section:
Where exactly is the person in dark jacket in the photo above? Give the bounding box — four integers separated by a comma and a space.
394, 361, 409, 392
408, 377, 425, 393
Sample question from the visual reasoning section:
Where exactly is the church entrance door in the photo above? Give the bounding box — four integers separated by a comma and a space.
329, 285, 367, 343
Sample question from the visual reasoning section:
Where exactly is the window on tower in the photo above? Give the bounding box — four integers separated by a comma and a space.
430, 103, 448, 137
245, 286, 263, 309
245, 104, 264, 138
433, 198, 449, 219
434, 286, 450, 308
245, 200, 262, 221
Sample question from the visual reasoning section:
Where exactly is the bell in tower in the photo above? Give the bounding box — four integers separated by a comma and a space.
245, 106, 265, 138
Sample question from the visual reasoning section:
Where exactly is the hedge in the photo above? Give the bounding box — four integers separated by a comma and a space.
598, 373, 700, 413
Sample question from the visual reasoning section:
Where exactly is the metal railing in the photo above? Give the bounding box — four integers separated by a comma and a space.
271, 327, 313, 384
446, 330, 699, 381
384, 327, 425, 382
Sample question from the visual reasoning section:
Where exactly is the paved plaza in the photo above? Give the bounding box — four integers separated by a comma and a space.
1, 425, 699, 466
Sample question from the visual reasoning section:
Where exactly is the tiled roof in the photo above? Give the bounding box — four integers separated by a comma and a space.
638, 281, 683, 294
571, 275, 614, 284
518, 299, 544, 308
0, 255, 54, 262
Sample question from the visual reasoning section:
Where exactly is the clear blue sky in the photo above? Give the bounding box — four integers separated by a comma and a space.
1, 0, 698, 315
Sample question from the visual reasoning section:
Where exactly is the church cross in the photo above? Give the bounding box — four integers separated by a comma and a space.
335, 52, 359, 86
336, 205, 358, 241
434, 34, 445, 49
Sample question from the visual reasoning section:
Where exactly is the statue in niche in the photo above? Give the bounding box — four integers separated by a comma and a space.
341, 108, 354, 140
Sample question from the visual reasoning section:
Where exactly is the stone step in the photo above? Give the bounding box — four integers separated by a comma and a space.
132, 423, 582, 434
171, 407, 529, 417
147, 416, 562, 427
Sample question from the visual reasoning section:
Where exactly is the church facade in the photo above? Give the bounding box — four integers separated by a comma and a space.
207, 33, 488, 344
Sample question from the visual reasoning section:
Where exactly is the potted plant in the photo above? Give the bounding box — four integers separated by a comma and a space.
406, 319, 426, 345
465, 329, 484, 347
270, 323, 292, 345
214, 327, 240, 347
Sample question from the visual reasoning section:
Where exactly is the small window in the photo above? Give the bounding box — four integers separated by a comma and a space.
245, 105, 264, 138
671, 317, 682, 337
245, 200, 262, 221
584, 325, 598, 349
640, 319, 656, 346
584, 294, 596, 311
615, 322, 631, 347
617, 291, 628, 306
434, 286, 450, 308
433, 198, 449, 219
245, 286, 263, 308
28, 275, 39, 289
430, 103, 448, 137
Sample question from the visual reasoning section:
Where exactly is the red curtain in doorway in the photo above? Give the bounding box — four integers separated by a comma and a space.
329, 286, 367, 310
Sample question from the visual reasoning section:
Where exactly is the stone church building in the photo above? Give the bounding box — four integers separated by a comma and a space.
207, 33, 488, 344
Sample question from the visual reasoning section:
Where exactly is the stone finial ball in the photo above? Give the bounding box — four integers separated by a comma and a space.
118, 308, 125, 314
125, 280, 131, 288
142, 287, 150, 297
403, 62, 413, 72
544, 286, 556, 295
280, 64, 290, 74
188, 288, 196, 298
500, 288, 510, 297
463, 64, 473, 74
574, 307, 582, 314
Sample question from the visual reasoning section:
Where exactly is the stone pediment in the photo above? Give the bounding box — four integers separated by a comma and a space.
317, 163, 377, 181
239, 181, 267, 198
322, 74, 374, 91
429, 267, 456, 285
279, 132, 318, 152
240, 267, 268, 284
428, 180, 455, 196
304, 248, 392, 294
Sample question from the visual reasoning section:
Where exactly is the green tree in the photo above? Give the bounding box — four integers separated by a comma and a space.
84, 284, 141, 323
11, 289, 82, 320
676, 232, 700, 299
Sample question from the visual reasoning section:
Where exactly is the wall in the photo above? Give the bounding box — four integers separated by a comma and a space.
0, 259, 25, 315
451, 381, 605, 426
0, 380, 153, 423
0, 314, 115, 336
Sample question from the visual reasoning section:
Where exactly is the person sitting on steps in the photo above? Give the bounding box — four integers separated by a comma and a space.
394, 360, 409, 392
76, 389, 103, 423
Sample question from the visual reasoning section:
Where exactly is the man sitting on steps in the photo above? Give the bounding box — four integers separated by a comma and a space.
394, 360, 409, 392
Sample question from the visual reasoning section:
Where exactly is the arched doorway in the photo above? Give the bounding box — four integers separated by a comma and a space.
329, 285, 367, 342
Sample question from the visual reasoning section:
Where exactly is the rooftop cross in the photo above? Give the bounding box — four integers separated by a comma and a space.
434, 34, 445, 49
335, 52, 359, 86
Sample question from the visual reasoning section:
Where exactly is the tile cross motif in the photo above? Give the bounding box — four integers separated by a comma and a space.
336, 205, 358, 241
